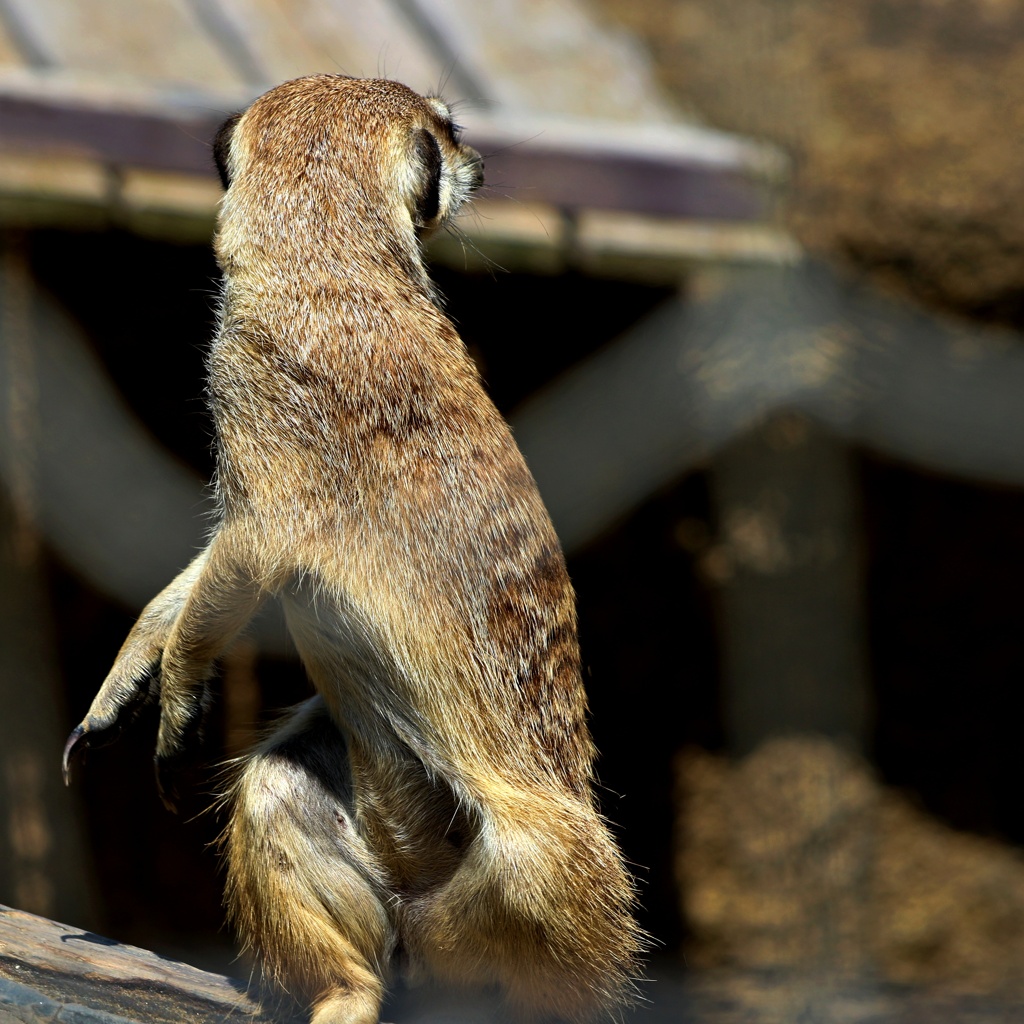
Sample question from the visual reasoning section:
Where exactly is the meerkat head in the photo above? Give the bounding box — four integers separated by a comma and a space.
404, 94, 484, 237
212, 75, 483, 266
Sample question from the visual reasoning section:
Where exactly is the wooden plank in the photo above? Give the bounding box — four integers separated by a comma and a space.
0, 89, 776, 221
0, 151, 108, 202
0, 90, 231, 175
2, 0, 246, 91
427, 201, 799, 280
480, 139, 768, 221
213, 0, 445, 90
575, 210, 799, 265
0, 905, 296, 1023
393, 0, 678, 120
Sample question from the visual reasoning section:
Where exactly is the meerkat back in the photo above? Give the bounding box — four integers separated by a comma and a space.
65, 75, 645, 1024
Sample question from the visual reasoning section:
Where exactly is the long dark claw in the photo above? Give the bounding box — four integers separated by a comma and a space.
62, 724, 88, 786
62, 671, 162, 785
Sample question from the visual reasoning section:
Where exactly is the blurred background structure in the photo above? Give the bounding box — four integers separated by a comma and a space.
2, 0, 1024, 1020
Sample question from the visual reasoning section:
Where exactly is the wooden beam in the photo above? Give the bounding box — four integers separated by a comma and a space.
0, 89, 776, 221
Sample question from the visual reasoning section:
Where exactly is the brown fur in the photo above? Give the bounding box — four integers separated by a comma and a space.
64, 75, 645, 1023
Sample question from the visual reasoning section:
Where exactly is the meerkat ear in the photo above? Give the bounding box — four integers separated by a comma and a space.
412, 128, 443, 228
213, 112, 243, 190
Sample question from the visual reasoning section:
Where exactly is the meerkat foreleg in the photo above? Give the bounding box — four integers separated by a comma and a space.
149, 532, 264, 805
225, 698, 394, 1024
62, 545, 213, 783
64, 530, 264, 807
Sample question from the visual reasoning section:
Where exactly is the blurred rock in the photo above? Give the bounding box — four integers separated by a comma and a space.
677, 736, 1024, 996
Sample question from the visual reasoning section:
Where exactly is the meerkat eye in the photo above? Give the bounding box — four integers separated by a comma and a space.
413, 128, 443, 226
213, 112, 242, 189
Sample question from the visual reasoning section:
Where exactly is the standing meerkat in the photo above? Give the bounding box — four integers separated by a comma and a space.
64, 74, 645, 1023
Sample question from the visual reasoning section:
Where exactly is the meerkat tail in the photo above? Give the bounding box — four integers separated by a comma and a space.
405, 790, 647, 1021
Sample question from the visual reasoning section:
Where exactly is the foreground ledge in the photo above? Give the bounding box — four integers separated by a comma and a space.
2, 903, 1022, 1023
0, 904, 290, 1023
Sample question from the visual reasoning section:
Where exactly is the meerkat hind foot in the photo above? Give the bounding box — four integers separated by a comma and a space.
309, 988, 383, 1024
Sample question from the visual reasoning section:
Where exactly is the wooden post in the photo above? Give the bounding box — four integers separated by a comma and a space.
690, 412, 875, 978
707, 412, 870, 755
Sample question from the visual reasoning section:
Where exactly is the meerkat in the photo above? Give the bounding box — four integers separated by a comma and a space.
63, 74, 645, 1024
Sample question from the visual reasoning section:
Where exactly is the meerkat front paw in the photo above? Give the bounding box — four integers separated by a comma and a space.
63, 548, 212, 786
62, 648, 164, 785
153, 681, 215, 812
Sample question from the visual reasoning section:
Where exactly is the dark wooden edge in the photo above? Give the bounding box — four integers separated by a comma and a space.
0, 91, 771, 221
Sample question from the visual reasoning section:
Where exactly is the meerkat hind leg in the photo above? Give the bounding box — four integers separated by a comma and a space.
226, 697, 395, 1024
